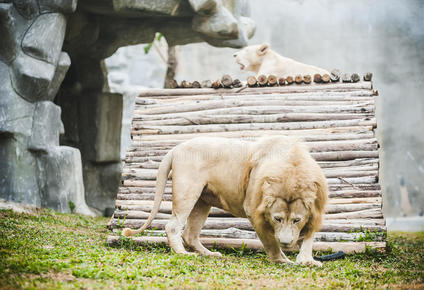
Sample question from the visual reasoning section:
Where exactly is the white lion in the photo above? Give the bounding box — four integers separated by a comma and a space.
123, 136, 327, 266
234, 43, 329, 77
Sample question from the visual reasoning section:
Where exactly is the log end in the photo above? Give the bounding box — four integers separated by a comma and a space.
286, 76, 294, 85
212, 80, 221, 89
221, 74, 233, 88
267, 75, 277, 86
330, 69, 341, 82
303, 75, 312, 84
313, 74, 322, 83
247, 76, 257, 87
295, 74, 303, 84
258, 74, 268, 86
364, 72, 373, 81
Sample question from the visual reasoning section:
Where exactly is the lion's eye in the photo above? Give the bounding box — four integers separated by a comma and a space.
274, 216, 282, 223
293, 218, 301, 224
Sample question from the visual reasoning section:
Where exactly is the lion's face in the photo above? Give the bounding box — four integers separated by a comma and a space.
265, 198, 310, 247
233, 43, 269, 72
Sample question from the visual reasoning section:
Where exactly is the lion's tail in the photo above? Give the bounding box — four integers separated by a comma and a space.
122, 148, 174, 237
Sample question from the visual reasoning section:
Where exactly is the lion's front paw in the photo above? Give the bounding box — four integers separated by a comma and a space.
205, 251, 223, 258
296, 255, 323, 267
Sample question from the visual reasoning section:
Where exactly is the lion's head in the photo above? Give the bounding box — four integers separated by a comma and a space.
244, 137, 328, 249
233, 43, 270, 72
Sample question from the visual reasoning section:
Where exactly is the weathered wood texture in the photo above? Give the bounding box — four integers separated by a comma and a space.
108, 81, 385, 253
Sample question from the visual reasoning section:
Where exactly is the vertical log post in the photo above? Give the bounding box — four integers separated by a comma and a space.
314, 74, 322, 83
342, 74, 351, 83
247, 76, 257, 87
221, 74, 233, 88
351, 73, 360, 83
286, 76, 294, 85
364, 72, 373, 81
181, 80, 193, 88
212, 80, 221, 89
267, 75, 277, 86
258, 75, 268, 86
201, 80, 212, 88
232, 79, 242, 88
303, 75, 312, 84
168, 79, 179, 88
331, 69, 341, 82
295, 75, 303, 84
322, 74, 331, 83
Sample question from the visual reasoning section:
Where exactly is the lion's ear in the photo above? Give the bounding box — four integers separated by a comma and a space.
263, 195, 275, 208
257, 43, 270, 56
302, 197, 315, 210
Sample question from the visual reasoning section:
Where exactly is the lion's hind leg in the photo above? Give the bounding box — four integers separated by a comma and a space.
182, 199, 222, 257
165, 181, 204, 255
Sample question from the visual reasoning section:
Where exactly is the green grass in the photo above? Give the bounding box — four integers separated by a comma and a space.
0, 209, 423, 289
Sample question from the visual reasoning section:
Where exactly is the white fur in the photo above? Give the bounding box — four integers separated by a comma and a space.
234, 43, 329, 77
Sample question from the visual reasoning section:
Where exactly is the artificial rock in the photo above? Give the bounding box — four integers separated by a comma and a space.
0, 0, 255, 216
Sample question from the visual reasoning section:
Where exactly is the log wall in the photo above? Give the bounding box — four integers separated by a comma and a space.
107, 81, 386, 253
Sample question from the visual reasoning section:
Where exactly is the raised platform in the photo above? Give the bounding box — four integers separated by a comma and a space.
108, 81, 386, 253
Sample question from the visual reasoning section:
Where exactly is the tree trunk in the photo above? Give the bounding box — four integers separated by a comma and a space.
164, 46, 177, 88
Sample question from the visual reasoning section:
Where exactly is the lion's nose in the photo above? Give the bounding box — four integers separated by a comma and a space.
280, 242, 292, 247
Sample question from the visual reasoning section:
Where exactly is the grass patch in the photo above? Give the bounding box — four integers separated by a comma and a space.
0, 209, 423, 289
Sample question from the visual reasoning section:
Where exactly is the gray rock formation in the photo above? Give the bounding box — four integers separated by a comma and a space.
0, 0, 255, 216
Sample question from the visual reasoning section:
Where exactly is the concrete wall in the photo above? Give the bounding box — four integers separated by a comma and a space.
107, 0, 424, 218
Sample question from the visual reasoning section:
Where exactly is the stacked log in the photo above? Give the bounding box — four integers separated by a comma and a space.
108, 81, 385, 253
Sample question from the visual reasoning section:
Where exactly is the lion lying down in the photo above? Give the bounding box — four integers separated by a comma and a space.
123, 136, 328, 266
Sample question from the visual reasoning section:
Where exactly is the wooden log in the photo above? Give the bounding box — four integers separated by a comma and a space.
132, 118, 376, 135
321, 74, 331, 83
136, 82, 373, 97
232, 79, 242, 88
258, 74, 268, 86
278, 77, 286, 86
167, 79, 179, 89
134, 98, 375, 116
114, 200, 380, 216
325, 208, 383, 219
221, 74, 233, 88
342, 74, 351, 83
122, 168, 377, 181
247, 76, 257, 87
132, 127, 375, 142
286, 76, 294, 85
328, 190, 381, 198
106, 235, 386, 254
267, 75, 277, 86
363, 72, 373, 81
129, 139, 377, 152
303, 75, 312, 84
136, 112, 375, 127
137, 90, 375, 106
124, 149, 379, 164
192, 81, 201, 88
311, 151, 379, 161
330, 69, 341, 82
181, 80, 193, 88
351, 73, 360, 83
314, 74, 322, 83
115, 228, 380, 242
109, 218, 386, 233
295, 75, 303, 84
201, 80, 212, 88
